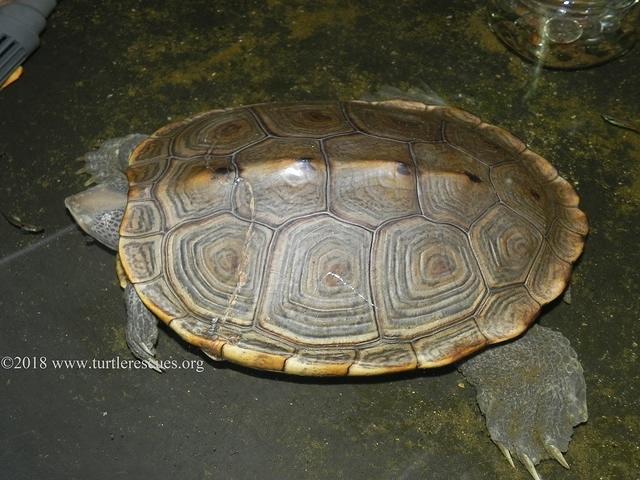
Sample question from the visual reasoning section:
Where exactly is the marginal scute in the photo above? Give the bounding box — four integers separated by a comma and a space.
154, 114, 202, 138
284, 349, 356, 376
222, 345, 288, 372
526, 243, 572, 305
126, 158, 166, 184
120, 201, 162, 236
325, 134, 419, 228
115, 255, 128, 288
119, 234, 163, 283
373, 217, 486, 339
349, 342, 417, 375
374, 99, 429, 111
170, 317, 225, 353
347, 101, 441, 142
126, 184, 153, 202
412, 319, 487, 367
520, 149, 558, 183
548, 176, 580, 207
233, 137, 326, 226
222, 332, 294, 372
547, 220, 586, 263
444, 120, 519, 166
129, 137, 171, 164
428, 105, 482, 126
253, 102, 352, 137
477, 123, 527, 155
556, 206, 589, 236
413, 142, 498, 229
474, 286, 540, 343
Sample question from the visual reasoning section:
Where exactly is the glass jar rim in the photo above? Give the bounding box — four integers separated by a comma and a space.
521, 0, 639, 13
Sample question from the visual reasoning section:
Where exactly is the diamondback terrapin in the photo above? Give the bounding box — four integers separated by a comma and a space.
65, 100, 588, 479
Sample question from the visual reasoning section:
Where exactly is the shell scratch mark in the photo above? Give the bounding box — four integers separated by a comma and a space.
323, 271, 375, 308
208, 316, 220, 339
216, 177, 255, 332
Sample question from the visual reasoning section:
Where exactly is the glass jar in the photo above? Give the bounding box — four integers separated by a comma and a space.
488, 0, 640, 69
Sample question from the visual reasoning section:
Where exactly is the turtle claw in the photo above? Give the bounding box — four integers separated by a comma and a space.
145, 357, 164, 373
520, 453, 542, 480
545, 443, 570, 469
140, 343, 165, 372
497, 441, 570, 477
139, 342, 154, 357
84, 175, 98, 186
496, 442, 515, 469
126, 335, 162, 372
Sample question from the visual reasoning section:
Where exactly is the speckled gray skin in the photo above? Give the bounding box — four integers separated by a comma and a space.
459, 325, 587, 476
124, 283, 162, 372
64, 184, 125, 250
66, 131, 587, 480
91, 207, 125, 250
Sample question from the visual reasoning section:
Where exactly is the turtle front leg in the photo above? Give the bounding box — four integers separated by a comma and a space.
124, 283, 163, 373
76, 134, 148, 187
458, 325, 587, 480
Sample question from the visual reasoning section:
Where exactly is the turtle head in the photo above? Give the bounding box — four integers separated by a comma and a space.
65, 183, 127, 251
65, 134, 148, 251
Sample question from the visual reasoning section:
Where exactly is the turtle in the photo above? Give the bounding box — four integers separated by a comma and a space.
65, 99, 588, 479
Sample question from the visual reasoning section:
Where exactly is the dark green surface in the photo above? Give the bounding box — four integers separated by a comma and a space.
1, 1, 639, 479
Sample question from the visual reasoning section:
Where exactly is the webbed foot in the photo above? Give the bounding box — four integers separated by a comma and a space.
459, 325, 587, 479
124, 283, 163, 372
75, 134, 148, 188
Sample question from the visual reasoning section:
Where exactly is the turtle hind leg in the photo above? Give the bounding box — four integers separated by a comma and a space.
459, 324, 587, 479
124, 283, 163, 373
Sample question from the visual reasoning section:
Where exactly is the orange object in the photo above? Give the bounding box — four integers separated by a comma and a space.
0, 65, 23, 89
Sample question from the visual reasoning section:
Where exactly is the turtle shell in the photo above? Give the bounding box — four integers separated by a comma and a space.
118, 100, 587, 376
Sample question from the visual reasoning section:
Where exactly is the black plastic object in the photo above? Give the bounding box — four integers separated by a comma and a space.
0, 0, 56, 86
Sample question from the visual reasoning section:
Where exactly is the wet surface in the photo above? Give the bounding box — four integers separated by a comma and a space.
1, 1, 639, 479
